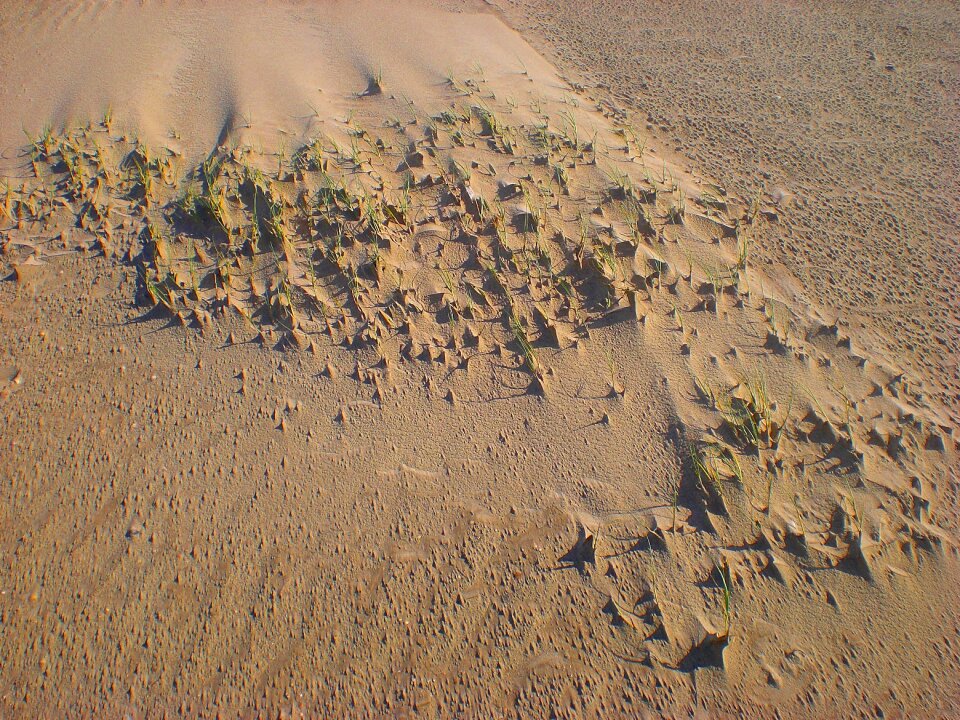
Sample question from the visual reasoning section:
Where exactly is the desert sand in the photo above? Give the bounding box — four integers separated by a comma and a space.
0, 1, 957, 717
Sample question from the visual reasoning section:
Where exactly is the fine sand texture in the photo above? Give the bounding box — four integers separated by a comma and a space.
1, 1, 958, 718
479, 0, 960, 423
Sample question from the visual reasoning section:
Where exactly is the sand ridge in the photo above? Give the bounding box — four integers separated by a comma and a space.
0, 0, 958, 717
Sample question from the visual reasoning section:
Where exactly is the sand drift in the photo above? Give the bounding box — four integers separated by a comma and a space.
0, 1, 956, 716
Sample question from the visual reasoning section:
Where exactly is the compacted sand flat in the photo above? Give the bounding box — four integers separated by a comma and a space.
0, 1, 957, 717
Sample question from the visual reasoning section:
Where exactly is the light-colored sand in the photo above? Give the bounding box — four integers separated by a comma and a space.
0, 1, 958, 717
483, 0, 960, 424
0, 1, 559, 167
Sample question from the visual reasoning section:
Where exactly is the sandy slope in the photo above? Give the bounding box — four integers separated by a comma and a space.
483, 0, 960, 423
0, 1, 558, 166
0, 1, 958, 717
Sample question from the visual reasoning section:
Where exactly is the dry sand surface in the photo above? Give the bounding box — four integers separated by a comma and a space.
0, 1, 958, 717
482, 0, 960, 422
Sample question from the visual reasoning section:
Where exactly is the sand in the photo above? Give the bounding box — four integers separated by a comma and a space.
484, 0, 960, 423
0, 1, 958, 717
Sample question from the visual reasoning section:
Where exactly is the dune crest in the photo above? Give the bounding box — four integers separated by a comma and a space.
0, 0, 557, 168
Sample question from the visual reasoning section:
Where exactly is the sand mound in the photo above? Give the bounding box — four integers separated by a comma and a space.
0, 0, 557, 168
1, 1, 958, 717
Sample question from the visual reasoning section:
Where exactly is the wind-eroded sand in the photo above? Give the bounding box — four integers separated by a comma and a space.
0, 1, 958, 717
485, 0, 960, 423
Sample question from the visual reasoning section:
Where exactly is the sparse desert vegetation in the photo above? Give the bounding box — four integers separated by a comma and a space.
0, 1, 957, 717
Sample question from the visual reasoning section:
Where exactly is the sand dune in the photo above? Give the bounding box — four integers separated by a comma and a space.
0, 1, 958, 717
0, 0, 558, 168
